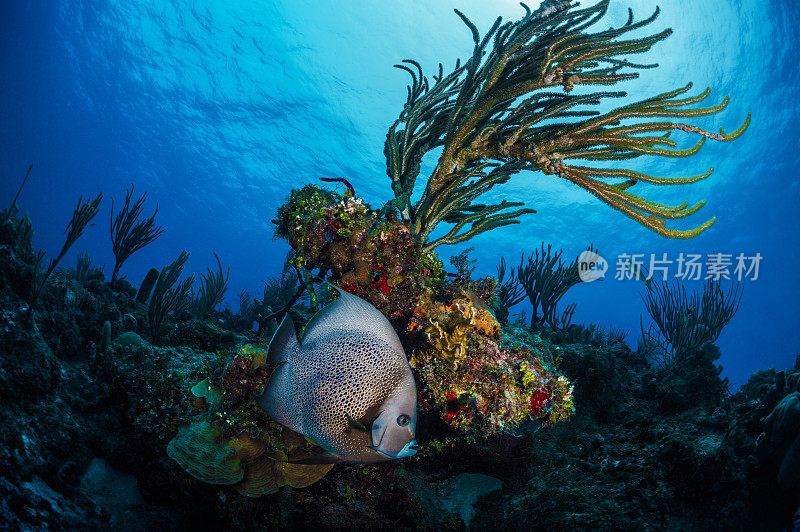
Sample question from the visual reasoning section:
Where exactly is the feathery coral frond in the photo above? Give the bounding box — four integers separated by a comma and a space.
640, 279, 742, 365
385, 0, 748, 248
110, 184, 165, 282
29, 193, 103, 310
148, 250, 193, 342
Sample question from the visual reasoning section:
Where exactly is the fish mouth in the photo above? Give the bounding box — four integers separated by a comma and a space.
398, 440, 418, 457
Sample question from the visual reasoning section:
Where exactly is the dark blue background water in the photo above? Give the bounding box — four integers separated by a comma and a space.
1, 0, 798, 387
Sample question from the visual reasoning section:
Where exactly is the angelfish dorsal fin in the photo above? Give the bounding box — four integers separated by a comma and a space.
301, 282, 404, 353
267, 314, 298, 368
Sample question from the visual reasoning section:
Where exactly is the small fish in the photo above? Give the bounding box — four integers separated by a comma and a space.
463, 288, 495, 317
622, 260, 653, 292
257, 284, 417, 464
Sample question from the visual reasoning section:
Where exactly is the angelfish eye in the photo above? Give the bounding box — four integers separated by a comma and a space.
396, 414, 410, 427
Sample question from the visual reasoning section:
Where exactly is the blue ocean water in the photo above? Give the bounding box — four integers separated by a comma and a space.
0, 0, 797, 388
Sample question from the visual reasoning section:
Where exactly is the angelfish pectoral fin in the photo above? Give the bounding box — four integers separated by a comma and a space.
346, 414, 369, 432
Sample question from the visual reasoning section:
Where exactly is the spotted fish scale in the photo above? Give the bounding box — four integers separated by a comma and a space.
291, 333, 404, 454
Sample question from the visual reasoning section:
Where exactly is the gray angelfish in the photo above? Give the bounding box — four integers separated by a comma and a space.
257, 284, 418, 463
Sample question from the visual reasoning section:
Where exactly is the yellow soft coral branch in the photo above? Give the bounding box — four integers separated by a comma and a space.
388, 1, 749, 247
571, 166, 714, 186
563, 171, 715, 238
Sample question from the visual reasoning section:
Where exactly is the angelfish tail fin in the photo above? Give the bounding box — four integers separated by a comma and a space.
256, 314, 298, 430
